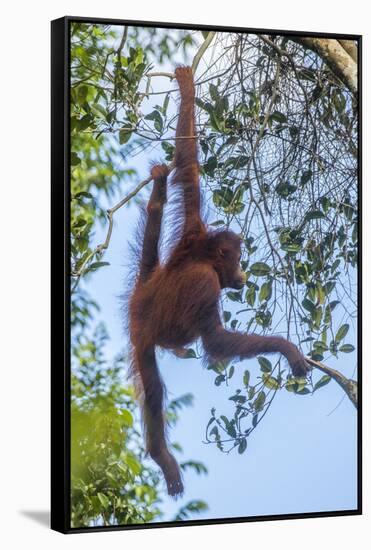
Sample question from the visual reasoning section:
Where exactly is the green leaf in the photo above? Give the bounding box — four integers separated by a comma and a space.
285, 379, 297, 392
75, 114, 93, 131
185, 348, 197, 359
258, 356, 272, 373
302, 298, 315, 312
74, 191, 93, 199
269, 111, 287, 124
89, 261, 110, 270
223, 311, 232, 322
76, 85, 89, 105
284, 243, 302, 253
221, 416, 237, 438
119, 126, 132, 144
243, 370, 250, 387
120, 409, 133, 427
312, 306, 322, 327
227, 290, 243, 302
262, 373, 280, 390
215, 374, 225, 386
145, 109, 161, 122
324, 300, 339, 324
259, 280, 272, 301
335, 324, 349, 343
208, 360, 228, 374
305, 209, 325, 221
97, 492, 110, 509
195, 97, 213, 113
209, 425, 219, 438
204, 155, 218, 175
313, 341, 328, 353
296, 387, 311, 395
285, 377, 307, 393
209, 83, 219, 101
245, 285, 257, 307
300, 170, 312, 185
329, 340, 338, 355
275, 181, 297, 199
180, 461, 208, 475
213, 187, 234, 208
209, 109, 223, 132
238, 438, 247, 454
126, 454, 141, 476
316, 284, 326, 305
320, 196, 331, 213
313, 374, 331, 392
91, 103, 107, 119
250, 262, 271, 277
229, 394, 247, 404
253, 391, 266, 412
339, 344, 355, 353
331, 259, 341, 274
71, 152, 81, 166
255, 310, 272, 328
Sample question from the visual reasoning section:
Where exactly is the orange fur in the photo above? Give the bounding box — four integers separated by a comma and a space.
128, 66, 309, 497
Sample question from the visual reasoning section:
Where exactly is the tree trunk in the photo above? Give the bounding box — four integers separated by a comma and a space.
339, 39, 358, 63
291, 37, 358, 94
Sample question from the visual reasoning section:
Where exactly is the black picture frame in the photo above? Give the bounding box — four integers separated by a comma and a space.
51, 15, 362, 534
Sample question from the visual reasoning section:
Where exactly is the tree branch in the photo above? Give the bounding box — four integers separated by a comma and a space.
71, 161, 175, 291
305, 356, 358, 408
338, 39, 358, 63
192, 32, 216, 74
145, 71, 175, 79
290, 37, 357, 94
117, 26, 128, 59
145, 32, 216, 89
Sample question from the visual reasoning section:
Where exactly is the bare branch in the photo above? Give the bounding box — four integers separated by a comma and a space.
146, 71, 175, 79
117, 26, 128, 58
192, 32, 216, 74
305, 356, 358, 408
145, 33, 216, 83
71, 161, 175, 291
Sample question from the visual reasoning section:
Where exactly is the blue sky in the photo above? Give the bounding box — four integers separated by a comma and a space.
78, 183, 358, 522
72, 25, 358, 523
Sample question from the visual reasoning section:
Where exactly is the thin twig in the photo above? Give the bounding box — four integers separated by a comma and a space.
192, 32, 216, 74
117, 26, 128, 58
71, 161, 175, 291
145, 32, 216, 86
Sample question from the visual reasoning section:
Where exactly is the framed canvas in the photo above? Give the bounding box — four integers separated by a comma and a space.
51, 16, 362, 533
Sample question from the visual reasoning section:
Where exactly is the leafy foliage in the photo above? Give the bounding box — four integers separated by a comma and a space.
70, 23, 210, 528
71, 325, 161, 527
71, 324, 208, 527
69, 24, 357, 495
195, 35, 358, 453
